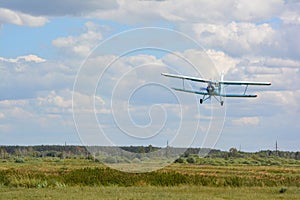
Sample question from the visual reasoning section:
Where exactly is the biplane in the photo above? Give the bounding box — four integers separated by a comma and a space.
161, 72, 271, 106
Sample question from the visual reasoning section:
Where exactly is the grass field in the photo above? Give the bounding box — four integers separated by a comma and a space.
0, 158, 299, 199
0, 186, 299, 200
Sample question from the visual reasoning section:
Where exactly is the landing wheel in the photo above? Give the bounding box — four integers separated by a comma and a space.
200, 99, 203, 104
220, 101, 224, 106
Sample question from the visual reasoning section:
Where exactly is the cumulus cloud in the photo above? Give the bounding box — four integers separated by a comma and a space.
0, 89, 74, 123
206, 49, 239, 74
92, 0, 283, 24
231, 0, 283, 21
0, 89, 77, 143
280, 10, 300, 24
0, 112, 5, 119
226, 59, 300, 91
1, 0, 299, 148
232, 116, 260, 126
0, 54, 74, 100
280, 0, 300, 24
192, 22, 276, 56
0, 0, 284, 24
0, 8, 48, 26
278, 24, 300, 59
0, 54, 46, 63
162, 49, 219, 80
52, 21, 102, 57
0, 0, 118, 17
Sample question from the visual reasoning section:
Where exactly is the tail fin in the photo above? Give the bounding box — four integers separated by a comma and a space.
220, 72, 224, 95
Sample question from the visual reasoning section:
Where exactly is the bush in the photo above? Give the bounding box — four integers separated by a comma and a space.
104, 157, 117, 164
279, 187, 287, 193
174, 157, 184, 163
15, 158, 25, 163
186, 157, 195, 164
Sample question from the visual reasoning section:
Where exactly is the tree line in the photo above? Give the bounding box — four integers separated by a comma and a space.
0, 145, 299, 160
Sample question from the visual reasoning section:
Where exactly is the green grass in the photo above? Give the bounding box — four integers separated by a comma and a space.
0, 158, 299, 199
0, 159, 299, 187
0, 186, 299, 200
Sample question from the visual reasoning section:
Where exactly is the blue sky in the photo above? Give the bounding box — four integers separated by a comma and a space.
0, 0, 299, 152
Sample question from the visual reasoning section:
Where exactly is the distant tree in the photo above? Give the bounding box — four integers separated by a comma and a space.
0, 147, 8, 159
137, 146, 145, 153
186, 157, 196, 164
229, 148, 238, 157
174, 157, 184, 163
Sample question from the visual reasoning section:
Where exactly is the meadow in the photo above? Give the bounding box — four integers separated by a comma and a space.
1, 186, 299, 200
0, 157, 299, 199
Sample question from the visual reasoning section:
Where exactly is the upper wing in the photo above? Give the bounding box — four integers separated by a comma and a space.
162, 73, 271, 86
219, 80, 271, 86
161, 72, 212, 84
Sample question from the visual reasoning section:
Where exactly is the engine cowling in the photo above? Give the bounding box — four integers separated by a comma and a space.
206, 85, 214, 94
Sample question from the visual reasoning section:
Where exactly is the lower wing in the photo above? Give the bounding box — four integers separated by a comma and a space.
172, 88, 208, 95
172, 88, 257, 98
220, 94, 257, 98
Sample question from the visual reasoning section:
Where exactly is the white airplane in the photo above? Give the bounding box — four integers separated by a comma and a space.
161, 72, 271, 106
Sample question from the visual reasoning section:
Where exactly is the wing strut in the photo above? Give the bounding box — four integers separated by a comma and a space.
243, 84, 249, 95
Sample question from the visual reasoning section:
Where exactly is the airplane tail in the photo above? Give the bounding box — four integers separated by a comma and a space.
220, 72, 224, 94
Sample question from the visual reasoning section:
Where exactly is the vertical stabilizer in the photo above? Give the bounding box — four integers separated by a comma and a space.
220, 72, 224, 94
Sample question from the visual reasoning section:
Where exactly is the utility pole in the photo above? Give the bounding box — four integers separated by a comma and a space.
166, 140, 169, 158
275, 140, 278, 156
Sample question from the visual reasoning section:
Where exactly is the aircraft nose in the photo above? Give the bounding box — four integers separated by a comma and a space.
207, 85, 214, 93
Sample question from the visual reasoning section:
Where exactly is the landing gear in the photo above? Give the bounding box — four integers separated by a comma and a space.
200, 95, 211, 104
220, 101, 224, 106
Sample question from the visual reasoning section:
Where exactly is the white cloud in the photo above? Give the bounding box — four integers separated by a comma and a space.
0, 112, 5, 119
0, 8, 48, 26
280, 1, 300, 24
206, 49, 239, 74
91, 0, 283, 24
52, 21, 102, 57
232, 116, 260, 126
0, 0, 299, 149
0, 99, 28, 107
225, 56, 300, 91
0, 54, 46, 63
0, 55, 74, 100
280, 10, 300, 24
0, 0, 118, 17
259, 90, 300, 114
231, 0, 283, 21
10, 107, 35, 119
0, 90, 74, 118
0, 89, 76, 134
0, 0, 284, 25
38, 90, 72, 110
192, 22, 276, 56
162, 49, 220, 80
263, 57, 300, 68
